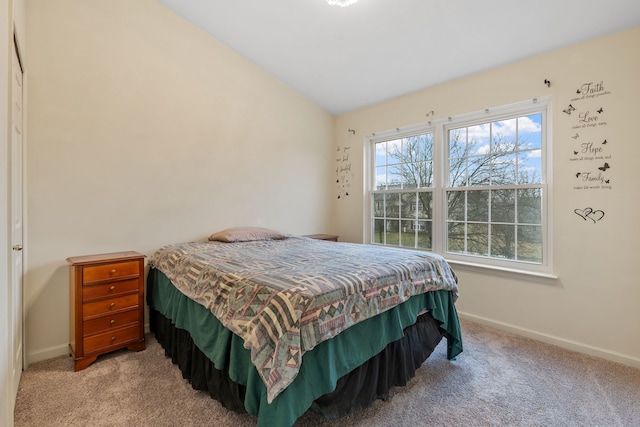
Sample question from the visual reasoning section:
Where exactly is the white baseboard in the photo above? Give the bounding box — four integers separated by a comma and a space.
26, 343, 69, 366
457, 311, 640, 369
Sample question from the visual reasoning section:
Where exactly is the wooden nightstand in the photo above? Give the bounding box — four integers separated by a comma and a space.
304, 234, 339, 242
67, 251, 146, 371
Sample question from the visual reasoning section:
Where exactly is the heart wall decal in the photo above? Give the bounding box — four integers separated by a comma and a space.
574, 207, 605, 223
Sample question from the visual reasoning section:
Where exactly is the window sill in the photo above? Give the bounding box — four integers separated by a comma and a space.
445, 258, 558, 284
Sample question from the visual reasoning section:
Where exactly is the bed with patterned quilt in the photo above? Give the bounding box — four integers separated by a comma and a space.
147, 227, 463, 427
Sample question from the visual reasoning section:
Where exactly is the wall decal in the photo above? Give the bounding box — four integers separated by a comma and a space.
574, 207, 605, 223
335, 145, 353, 199
565, 79, 614, 192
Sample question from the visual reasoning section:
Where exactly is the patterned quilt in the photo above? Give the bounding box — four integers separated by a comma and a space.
150, 237, 458, 403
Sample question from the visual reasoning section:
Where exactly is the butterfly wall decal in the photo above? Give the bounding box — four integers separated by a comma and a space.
563, 104, 576, 115
573, 151, 578, 155
602, 139, 607, 145
572, 133, 579, 139
598, 163, 610, 171
576, 172, 581, 178
597, 107, 603, 114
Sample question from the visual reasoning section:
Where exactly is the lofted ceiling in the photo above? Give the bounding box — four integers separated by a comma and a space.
158, 0, 640, 115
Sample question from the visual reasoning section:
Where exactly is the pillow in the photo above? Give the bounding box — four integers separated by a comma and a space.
208, 226, 287, 243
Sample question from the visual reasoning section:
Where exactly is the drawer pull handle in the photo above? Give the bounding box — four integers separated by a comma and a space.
109, 286, 116, 291
110, 319, 116, 325
111, 336, 116, 341
110, 269, 116, 274
110, 302, 116, 308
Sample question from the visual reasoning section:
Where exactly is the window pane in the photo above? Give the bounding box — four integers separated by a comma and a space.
467, 155, 491, 186
385, 220, 400, 245
450, 157, 467, 187
491, 152, 517, 185
401, 193, 416, 219
447, 191, 465, 221
491, 224, 515, 259
467, 190, 489, 222
417, 191, 432, 219
387, 165, 403, 189
375, 142, 387, 167
387, 139, 403, 165
373, 219, 385, 244
400, 220, 415, 248
518, 114, 542, 150
375, 167, 386, 190
416, 221, 432, 250
373, 193, 385, 217
402, 164, 418, 189
467, 223, 489, 256
449, 128, 466, 158
419, 161, 433, 188
518, 150, 541, 184
468, 123, 490, 156
416, 134, 433, 162
517, 225, 542, 262
517, 189, 542, 224
492, 118, 517, 153
447, 222, 465, 253
491, 189, 515, 223
386, 193, 400, 218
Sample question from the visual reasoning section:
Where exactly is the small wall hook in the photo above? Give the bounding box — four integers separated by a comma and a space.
544, 79, 551, 87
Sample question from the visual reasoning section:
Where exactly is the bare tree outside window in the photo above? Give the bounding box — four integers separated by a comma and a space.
372, 112, 544, 264
373, 133, 433, 249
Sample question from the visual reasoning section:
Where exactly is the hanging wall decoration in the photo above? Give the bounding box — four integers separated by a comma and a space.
565, 80, 613, 192
336, 144, 353, 199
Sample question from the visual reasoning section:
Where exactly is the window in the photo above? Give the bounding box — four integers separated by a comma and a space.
368, 99, 552, 274
373, 133, 434, 250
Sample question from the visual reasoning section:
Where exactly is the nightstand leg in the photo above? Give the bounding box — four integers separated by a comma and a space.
74, 356, 97, 371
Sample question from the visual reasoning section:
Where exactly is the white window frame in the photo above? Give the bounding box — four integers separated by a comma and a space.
364, 98, 554, 277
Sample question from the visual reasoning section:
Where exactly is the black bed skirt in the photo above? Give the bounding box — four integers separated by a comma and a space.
150, 307, 445, 420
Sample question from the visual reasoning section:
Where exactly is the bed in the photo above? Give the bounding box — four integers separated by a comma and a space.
147, 228, 463, 427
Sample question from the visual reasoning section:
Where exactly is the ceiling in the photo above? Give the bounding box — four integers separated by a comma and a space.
158, 0, 640, 115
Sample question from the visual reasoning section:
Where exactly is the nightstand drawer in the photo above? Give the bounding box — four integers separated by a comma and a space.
83, 261, 140, 285
83, 324, 141, 354
83, 293, 139, 319
83, 309, 140, 336
83, 278, 139, 301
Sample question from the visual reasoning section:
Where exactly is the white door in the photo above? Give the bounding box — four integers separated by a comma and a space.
10, 40, 24, 399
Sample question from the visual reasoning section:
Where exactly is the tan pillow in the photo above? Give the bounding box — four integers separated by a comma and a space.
208, 226, 287, 243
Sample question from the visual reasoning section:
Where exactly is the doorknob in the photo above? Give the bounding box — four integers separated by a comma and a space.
12, 244, 22, 251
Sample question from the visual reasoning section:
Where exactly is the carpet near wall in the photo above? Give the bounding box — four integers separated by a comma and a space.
14, 319, 640, 427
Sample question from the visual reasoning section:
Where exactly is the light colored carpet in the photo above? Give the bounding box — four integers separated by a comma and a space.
14, 319, 640, 426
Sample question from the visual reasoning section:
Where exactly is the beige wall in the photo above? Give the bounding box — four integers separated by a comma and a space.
335, 27, 640, 366
24, 0, 334, 363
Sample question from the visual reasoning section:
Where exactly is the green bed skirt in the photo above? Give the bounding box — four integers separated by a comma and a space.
147, 268, 463, 427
